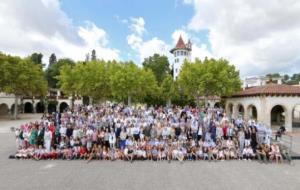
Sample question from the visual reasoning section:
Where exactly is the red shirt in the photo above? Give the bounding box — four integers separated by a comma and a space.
80, 147, 87, 155
222, 126, 228, 136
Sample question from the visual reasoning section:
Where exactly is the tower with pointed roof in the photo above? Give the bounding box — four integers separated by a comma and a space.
170, 35, 192, 80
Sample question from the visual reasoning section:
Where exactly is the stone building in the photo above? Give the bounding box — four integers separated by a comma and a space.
226, 83, 300, 132
0, 89, 82, 116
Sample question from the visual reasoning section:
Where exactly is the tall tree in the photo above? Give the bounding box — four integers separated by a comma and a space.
49, 53, 57, 66
178, 58, 241, 107
161, 74, 179, 106
0, 53, 47, 119
76, 60, 111, 103
91, 49, 96, 61
109, 62, 158, 106
57, 64, 80, 109
30, 52, 43, 66
45, 58, 75, 88
142, 54, 170, 84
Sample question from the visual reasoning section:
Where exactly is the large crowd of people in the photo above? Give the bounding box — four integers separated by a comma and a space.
11, 104, 291, 163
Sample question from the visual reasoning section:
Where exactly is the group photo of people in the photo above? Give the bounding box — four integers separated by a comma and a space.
11, 104, 291, 164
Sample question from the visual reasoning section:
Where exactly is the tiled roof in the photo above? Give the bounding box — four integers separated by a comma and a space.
170, 35, 189, 53
231, 84, 300, 97
175, 35, 186, 49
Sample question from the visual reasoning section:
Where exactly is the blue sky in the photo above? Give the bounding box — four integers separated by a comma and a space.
1, 0, 300, 77
60, 0, 206, 61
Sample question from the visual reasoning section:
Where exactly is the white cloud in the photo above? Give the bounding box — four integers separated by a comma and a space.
127, 34, 143, 51
126, 18, 211, 64
185, 0, 300, 76
139, 38, 170, 61
129, 17, 146, 36
0, 0, 120, 65
172, 29, 189, 45
127, 17, 169, 63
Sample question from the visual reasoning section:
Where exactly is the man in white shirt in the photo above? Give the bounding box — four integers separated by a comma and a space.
59, 125, 67, 138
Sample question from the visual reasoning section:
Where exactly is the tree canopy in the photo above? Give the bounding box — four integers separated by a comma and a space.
178, 58, 241, 105
142, 53, 171, 85
45, 58, 75, 88
0, 52, 47, 118
1, 51, 245, 109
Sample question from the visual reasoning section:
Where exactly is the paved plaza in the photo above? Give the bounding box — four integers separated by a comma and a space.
0, 114, 299, 190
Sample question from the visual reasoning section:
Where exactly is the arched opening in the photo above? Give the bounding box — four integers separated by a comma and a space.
247, 105, 257, 120
36, 102, 45, 113
0, 103, 9, 115
59, 102, 69, 113
238, 104, 245, 118
292, 104, 300, 128
24, 102, 33, 113
271, 105, 285, 129
48, 101, 58, 114
214, 102, 221, 108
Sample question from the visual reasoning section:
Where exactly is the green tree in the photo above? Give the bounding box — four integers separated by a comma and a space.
30, 52, 43, 66
49, 53, 57, 66
110, 62, 139, 105
288, 73, 300, 85
179, 58, 241, 107
45, 58, 75, 88
57, 64, 80, 109
109, 62, 158, 106
91, 49, 96, 61
142, 54, 170, 84
161, 74, 179, 106
0, 53, 47, 118
76, 60, 111, 103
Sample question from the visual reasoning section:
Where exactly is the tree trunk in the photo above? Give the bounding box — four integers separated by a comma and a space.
32, 97, 36, 113
204, 96, 208, 108
13, 95, 18, 120
89, 96, 93, 105
20, 97, 24, 114
196, 96, 200, 108
127, 95, 132, 107
71, 94, 75, 110
166, 98, 171, 108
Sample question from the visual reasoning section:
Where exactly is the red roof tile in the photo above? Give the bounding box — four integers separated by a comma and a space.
170, 35, 189, 53
175, 35, 186, 49
231, 84, 300, 97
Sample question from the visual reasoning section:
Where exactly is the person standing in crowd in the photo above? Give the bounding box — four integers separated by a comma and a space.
29, 125, 37, 147
10, 104, 285, 164
109, 130, 116, 149
44, 127, 52, 152
238, 128, 245, 156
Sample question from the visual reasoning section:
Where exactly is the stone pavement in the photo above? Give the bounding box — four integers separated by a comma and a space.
0, 114, 300, 190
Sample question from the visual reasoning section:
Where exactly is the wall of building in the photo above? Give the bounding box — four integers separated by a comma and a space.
0, 92, 83, 114
226, 96, 300, 132
172, 49, 191, 80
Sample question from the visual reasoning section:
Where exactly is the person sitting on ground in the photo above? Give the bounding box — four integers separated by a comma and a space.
242, 145, 255, 160
269, 143, 282, 163
256, 143, 267, 163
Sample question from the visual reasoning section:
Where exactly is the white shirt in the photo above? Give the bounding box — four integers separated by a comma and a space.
59, 126, 67, 136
